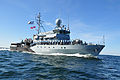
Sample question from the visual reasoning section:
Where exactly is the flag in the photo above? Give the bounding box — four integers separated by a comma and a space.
30, 26, 36, 29
28, 21, 34, 24
33, 26, 36, 28
30, 27, 33, 29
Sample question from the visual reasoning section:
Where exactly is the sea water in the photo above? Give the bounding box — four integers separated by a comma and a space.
0, 50, 120, 80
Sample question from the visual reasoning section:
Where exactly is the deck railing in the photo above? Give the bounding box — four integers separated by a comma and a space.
31, 40, 97, 46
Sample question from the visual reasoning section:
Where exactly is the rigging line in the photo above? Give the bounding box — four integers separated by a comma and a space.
41, 24, 46, 32
40, 19, 46, 32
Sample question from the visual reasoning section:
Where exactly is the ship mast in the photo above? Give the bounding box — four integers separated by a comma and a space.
37, 12, 41, 34
36, 12, 46, 34
103, 35, 105, 44
68, 15, 69, 30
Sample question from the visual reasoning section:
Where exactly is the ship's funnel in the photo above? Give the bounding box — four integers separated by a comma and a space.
55, 19, 62, 27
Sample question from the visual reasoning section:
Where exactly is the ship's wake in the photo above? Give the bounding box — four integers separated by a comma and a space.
32, 52, 97, 58
5, 49, 97, 58
0, 48, 10, 51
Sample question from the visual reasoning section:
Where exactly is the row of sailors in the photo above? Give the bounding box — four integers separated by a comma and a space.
32, 40, 88, 45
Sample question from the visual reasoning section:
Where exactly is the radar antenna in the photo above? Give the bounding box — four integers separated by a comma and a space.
68, 15, 69, 30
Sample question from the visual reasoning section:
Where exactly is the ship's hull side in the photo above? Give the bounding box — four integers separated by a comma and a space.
10, 46, 34, 52
30, 44, 105, 56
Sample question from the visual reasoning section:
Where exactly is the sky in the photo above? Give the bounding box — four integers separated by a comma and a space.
0, 0, 120, 55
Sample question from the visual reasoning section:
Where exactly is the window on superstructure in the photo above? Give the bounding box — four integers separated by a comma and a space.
64, 47, 66, 49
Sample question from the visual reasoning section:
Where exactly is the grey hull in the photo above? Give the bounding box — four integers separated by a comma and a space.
10, 46, 34, 52
30, 44, 105, 56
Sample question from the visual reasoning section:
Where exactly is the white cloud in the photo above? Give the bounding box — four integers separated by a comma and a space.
44, 22, 54, 27
70, 20, 90, 31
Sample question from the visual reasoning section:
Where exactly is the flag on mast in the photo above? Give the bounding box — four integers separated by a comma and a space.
28, 21, 34, 24
30, 26, 36, 29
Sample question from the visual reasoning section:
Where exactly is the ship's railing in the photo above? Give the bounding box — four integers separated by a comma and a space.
31, 40, 97, 46
32, 40, 71, 45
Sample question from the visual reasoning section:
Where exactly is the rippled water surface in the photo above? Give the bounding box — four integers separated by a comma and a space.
0, 50, 120, 80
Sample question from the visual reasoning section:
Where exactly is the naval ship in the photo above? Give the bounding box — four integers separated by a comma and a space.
10, 13, 105, 56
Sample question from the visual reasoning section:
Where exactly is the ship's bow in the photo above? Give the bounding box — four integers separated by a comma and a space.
85, 45, 105, 56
